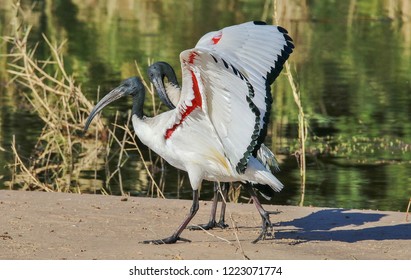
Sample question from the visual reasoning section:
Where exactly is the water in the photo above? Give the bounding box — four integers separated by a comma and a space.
1, 0, 410, 211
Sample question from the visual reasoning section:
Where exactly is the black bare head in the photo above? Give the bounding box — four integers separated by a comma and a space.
148, 62, 179, 109
148, 62, 179, 86
84, 76, 145, 132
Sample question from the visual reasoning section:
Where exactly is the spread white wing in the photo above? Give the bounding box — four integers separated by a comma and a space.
167, 21, 294, 173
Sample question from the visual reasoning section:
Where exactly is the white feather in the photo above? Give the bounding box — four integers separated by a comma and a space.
151, 22, 292, 191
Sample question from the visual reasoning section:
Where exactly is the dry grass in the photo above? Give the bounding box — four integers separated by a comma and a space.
272, 0, 308, 207
1, 2, 166, 197
284, 62, 307, 207
3, 6, 101, 191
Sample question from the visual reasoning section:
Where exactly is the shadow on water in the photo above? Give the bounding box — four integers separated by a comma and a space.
275, 209, 411, 243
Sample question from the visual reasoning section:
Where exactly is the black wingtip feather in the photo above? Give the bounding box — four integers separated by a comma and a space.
286, 41, 295, 51
277, 26, 288, 34
284, 46, 294, 55
283, 33, 293, 42
252, 27, 295, 161
253, 21, 267, 25
235, 22, 295, 174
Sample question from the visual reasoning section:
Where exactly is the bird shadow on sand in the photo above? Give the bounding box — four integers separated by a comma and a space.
273, 209, 411, 243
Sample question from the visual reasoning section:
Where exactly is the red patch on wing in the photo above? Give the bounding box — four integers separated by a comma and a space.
188, 52, 197, 64
211, 32, 222, 44
165, 71, 202, 139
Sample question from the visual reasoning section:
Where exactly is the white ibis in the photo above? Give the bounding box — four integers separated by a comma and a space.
147, 61, 282, 234
84, 21, 294, 244
148, 61, 230, 231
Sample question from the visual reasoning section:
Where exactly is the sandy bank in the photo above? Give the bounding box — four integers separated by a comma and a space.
0, 190, 410, 260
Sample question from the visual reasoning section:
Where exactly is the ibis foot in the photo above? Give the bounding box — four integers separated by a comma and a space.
252, 211, 275, 244
215, 220, 229, 229
188, 220, 228, 231
142, 236, 191, 245
142, 190, 200, 245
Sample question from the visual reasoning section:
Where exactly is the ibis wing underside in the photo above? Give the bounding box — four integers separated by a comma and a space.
175, 21, 294, 173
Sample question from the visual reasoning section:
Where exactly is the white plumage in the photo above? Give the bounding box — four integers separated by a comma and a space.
85, 21, 294, 244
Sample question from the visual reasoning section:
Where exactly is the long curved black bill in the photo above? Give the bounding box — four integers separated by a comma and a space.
83, 85, 127, 133
152, 76, 175, 109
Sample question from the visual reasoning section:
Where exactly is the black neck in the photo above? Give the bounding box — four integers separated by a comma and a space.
132, 91, 145, 119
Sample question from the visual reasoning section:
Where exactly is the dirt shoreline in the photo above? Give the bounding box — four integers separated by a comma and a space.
0, 190, 410, 260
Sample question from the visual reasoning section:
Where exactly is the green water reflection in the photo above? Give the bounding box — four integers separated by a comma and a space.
1, 0, 410, 211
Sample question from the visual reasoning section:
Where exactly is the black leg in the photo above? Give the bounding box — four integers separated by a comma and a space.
188, 182, 229, 230
216, 182, 229, 228
244, 183, 279, 243
143, 189, 199, 245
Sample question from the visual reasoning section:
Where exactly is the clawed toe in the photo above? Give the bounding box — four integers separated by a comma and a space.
188, 221, 228, 231
215, 221, 229, 229
251, 213, 275, 244
252, 224, 274, 243
266, 210, 281, 215
142, 236, 191, 245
